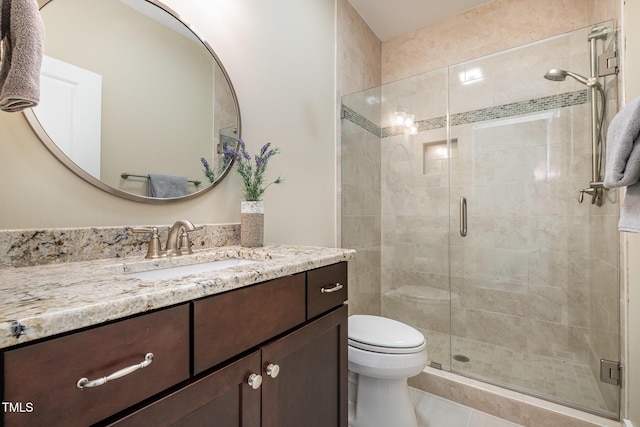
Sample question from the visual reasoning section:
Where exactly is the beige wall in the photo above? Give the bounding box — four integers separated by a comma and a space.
0, 0, 337, 247
624, 0, 640, 423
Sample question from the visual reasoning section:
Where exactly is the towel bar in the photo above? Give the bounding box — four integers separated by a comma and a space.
121, 173, 201, 186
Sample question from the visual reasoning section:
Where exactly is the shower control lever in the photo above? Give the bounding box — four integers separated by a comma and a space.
578, 187, 603, 205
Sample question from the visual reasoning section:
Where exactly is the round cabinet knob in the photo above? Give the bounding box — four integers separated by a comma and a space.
247, 373, 263, 390
266, 363, 280, 379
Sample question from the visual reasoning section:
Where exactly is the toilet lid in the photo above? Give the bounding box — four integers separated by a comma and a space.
348, 315, 426, 354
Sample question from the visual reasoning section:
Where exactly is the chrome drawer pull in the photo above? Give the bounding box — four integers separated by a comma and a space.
320, 283, 343, 293
76, 353, 154, 389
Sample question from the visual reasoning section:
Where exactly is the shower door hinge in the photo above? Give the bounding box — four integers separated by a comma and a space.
429, 361, 442, 370
600, 359, 622, 386
598, 51, 618, 77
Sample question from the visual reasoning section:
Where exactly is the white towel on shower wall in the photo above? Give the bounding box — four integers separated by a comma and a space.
604, 96, 640, 232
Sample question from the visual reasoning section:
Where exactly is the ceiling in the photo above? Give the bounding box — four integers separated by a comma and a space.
347, 0, 493, 41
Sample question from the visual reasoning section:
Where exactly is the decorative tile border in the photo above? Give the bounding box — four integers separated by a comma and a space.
341, 105, 382, 137
451, 90, 588, 127
343, 89, 588, 138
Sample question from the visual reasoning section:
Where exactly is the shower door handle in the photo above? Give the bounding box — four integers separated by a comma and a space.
460, 197, 467, 237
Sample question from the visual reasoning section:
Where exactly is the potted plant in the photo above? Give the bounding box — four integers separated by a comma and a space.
224, 139, 283, 246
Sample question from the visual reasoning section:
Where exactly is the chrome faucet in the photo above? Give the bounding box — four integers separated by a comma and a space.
132, 220, 200, 258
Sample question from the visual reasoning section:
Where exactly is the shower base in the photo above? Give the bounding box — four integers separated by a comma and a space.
422, 330, 616, 419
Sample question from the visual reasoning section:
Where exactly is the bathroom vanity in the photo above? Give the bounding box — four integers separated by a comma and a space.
0, 244, 353, 426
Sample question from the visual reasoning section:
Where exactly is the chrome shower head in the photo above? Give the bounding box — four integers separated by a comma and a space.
544, 69, 568, 81
544, 69, 591, 85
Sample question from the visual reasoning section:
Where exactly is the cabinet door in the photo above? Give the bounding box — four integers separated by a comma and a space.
261, 305, 348, 427
107, 350, 262, 427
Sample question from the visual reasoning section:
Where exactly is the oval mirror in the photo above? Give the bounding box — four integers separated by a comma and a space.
24, 0, 241, 203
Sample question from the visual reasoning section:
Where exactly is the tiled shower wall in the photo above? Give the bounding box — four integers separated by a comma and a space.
338, 0, 620, 320
337, 0, 382, 316
381, 0, 620, 84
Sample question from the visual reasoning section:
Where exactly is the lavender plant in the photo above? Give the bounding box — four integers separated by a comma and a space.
224, 138, 283, 201
200, 157, 216, 183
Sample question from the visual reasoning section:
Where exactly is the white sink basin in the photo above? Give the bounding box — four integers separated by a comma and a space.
125, 258, 258, 281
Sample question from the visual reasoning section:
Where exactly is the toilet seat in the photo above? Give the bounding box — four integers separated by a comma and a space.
348, 315, 426, 354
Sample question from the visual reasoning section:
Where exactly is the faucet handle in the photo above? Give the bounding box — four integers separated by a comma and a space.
178, 225, 203, 255
131, 227, 164, 259
179, 228, 193, 255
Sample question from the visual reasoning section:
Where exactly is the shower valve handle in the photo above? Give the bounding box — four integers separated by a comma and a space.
578, 190, 589, 203
579, 188, 594, 203
579, 187, 603, 205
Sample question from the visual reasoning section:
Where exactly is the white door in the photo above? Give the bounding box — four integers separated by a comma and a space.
34, 56, 102, 179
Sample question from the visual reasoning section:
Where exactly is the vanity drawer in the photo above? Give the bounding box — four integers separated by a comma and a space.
2, 304, 190, 427
193, 273, 306, 374
306, 262, 348, 319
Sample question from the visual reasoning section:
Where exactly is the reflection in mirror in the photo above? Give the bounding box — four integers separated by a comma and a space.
25, 0, 241, 203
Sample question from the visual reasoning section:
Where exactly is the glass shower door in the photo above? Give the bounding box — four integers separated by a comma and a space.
447, 25, 620, 418
378, 68, 452, 370
340, 21, 620, 420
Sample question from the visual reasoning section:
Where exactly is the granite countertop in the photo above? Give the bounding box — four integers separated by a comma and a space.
0, 245, 355, 350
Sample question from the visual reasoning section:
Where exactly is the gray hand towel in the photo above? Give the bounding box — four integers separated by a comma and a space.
604, 96, 640, 232
619, 184, 640, 233
604, 97, 640, 188
0, 0, 44, 113
147, 174, 189, 198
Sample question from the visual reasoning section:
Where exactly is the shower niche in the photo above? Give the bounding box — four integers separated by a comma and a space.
341, 21, 620, 419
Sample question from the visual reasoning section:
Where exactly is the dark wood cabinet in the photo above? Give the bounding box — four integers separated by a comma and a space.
110, 306, 347, 427
262, 305, 347, 427
2, 262, 348, 427
306, 261, 348, 319
193, 273, 306, 374
108, 350, 262, 427
2, 304, 190, 427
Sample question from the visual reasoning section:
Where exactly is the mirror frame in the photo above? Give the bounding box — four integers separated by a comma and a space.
24, 0, 241, 204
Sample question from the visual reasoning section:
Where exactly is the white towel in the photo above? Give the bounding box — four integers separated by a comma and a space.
604, 96, 640, 232
0, 0, 44, 113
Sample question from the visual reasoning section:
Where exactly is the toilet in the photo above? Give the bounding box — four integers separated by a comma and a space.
348, 315, 428, 427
